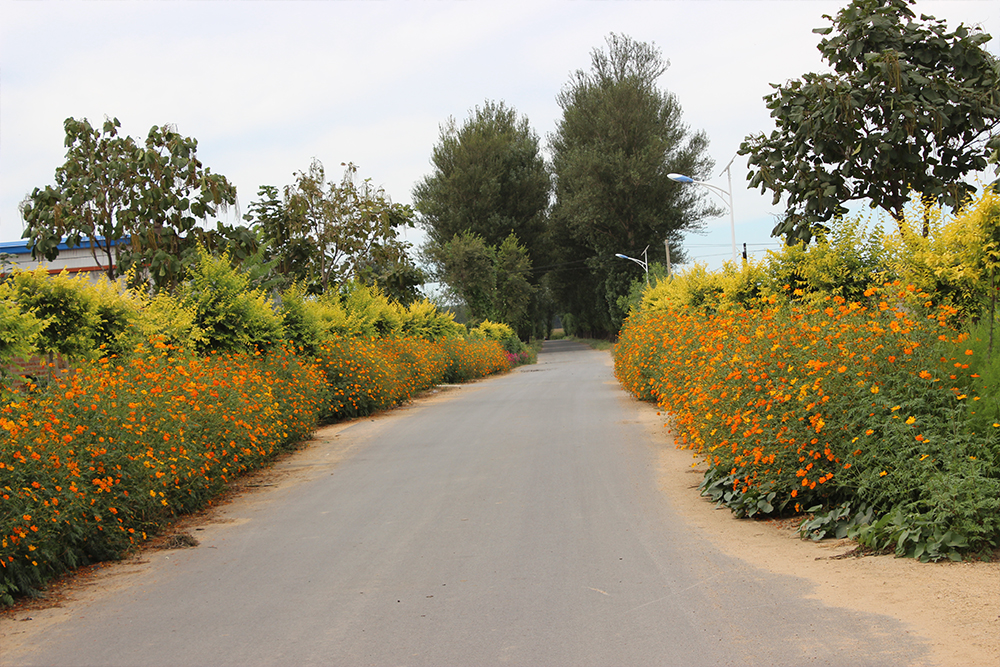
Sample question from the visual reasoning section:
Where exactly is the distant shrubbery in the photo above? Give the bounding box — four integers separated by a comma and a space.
469, 320, 536, 368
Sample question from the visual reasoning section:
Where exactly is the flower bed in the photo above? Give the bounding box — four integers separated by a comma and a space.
0, 336, 511, 604
615, 283, 1000, 560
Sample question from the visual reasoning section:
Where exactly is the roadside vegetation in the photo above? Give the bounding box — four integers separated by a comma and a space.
5, 0, 999, 605
0, 252, 528, 606
613, 0, 1000, 563
615, 191, 1000, 562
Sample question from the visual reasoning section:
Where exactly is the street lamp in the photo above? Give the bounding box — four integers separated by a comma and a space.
669, 155, 738, 262
615, 245, 649, 286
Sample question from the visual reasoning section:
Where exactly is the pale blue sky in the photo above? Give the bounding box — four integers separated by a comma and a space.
2, 0, 997, 270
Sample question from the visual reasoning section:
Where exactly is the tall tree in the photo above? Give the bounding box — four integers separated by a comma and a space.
740, 0, 1000, 245
353, 238, 426, 306
20, 117, 144, 280
20, 117, 244, 290
492, 234, 534, 332
412, 100, 550, 265
244, 185, 315, 286
549, 33, 719, 335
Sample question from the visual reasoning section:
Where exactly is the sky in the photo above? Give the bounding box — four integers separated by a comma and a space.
2, 0, 997, 272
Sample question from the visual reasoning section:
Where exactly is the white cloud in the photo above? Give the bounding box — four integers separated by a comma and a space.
2, 0, 996, 269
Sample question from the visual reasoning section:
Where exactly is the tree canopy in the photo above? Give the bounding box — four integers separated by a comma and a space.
430, 232, 534, 331
548, 33, 719, 335
412, 100, 550, 265
20, 117, 247, 290
740, 0, 1000, 245
246, 160, 423, 302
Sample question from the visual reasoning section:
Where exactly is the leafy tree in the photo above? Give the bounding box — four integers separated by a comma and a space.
549, 33, 720, 335
20, 117, 141, 280
492, 234, 534, 333
121, 124, 241, 289
989, 135, 1000, 186
433, 232, 497, 323
412, 101, 551, 264
352, 241, 426, 306
245, 184, 315, 286
20, 117, 246, 290
740, 0, 1000, 245
431, 231, 535, 332
248, 160, 421, 297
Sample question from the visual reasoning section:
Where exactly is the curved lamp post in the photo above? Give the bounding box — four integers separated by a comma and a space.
669, 156, 737, 262
615, 245, 649, 286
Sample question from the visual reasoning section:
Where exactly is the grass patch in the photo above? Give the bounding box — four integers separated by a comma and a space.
568, 336, 614, 351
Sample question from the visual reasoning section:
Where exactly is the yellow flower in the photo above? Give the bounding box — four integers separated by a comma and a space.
905, 416, 916, 425
879, 470, 888, 477
871, 385, 879, 394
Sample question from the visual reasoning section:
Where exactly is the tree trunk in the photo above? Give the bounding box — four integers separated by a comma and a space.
891, 208, 907, 237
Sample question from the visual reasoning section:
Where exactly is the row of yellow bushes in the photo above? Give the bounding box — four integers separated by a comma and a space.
1, 250, 469, 371
638, 190, 1000, 319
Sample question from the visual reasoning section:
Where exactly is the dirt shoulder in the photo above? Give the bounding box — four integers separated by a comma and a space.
594, 345, 998, 667
635, 399, 1000, 667
3, 369, 998, 667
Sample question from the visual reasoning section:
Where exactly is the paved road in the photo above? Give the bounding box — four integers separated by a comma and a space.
4, 340, 925, 666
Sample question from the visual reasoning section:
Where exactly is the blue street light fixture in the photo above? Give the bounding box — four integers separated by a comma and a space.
614, 245, 649, 286
669, 155, 738, 262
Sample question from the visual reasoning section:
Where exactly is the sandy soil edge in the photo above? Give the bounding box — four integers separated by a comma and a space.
627, 389, 1000, 667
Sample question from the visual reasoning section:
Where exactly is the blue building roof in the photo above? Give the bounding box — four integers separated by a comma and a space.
0, 236, 130, 255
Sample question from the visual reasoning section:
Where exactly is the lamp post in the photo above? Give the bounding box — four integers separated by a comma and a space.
615, 245, 649, 286
669, 155, 737, 262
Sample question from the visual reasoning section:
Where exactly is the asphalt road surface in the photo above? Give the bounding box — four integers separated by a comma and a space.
3, 340, 926, 666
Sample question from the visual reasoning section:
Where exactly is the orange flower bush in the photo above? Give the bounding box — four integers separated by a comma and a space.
314, 335, 509, 421
439, 339, 512, 383
0, 341, 325, 603
0, 335, 510, 604
616, 282, 1000, 560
